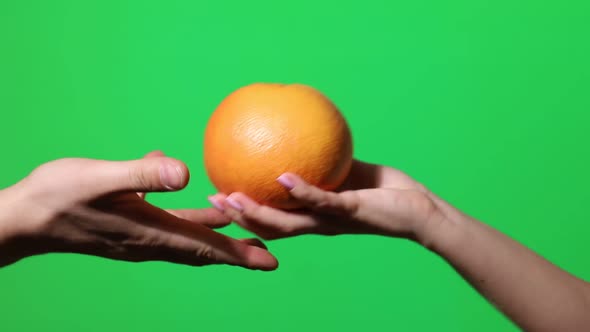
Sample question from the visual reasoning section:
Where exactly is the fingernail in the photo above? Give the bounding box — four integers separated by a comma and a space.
226, 196, 244, 212
277, 174, 295, 190
160, 162, 184, 190
208, 196, 224, 211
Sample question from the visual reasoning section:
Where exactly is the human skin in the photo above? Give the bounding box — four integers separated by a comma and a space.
210, 160, 590, 332
0, 151, 277, 271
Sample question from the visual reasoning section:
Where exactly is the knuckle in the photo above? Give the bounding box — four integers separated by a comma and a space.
196, 245, 218, 262
311, 196, 330, 210
296, 188, 327, 210
128, 166, 156, 191
225, 209, 242, 223
278, 222, 293, 234
126, 231, 164, 250
291, 186, 315, 202
240, 205, 258, 220
278, 221, 299, 235
341, 191, 361, 214
241, 205, 267, 223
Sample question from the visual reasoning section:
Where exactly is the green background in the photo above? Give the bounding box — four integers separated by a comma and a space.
1, 1, 589, 331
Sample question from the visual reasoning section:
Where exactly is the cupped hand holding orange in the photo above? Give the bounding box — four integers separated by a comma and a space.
204, 83, 443, 241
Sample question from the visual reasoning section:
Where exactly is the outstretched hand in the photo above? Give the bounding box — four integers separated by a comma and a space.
208, 160, 446, 244
0, 151, 278, 270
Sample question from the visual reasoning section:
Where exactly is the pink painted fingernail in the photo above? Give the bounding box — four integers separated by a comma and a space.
226, 196, 244, 212
208, 196, 224, 211
277, 174, 295, 190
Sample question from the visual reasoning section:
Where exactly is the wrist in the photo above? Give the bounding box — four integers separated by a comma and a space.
0, 185, 43, 266
413, 192, 470, 254
0, 187, 20, 242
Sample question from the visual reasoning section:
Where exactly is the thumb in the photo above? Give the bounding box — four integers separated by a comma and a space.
92, 156, 190, 194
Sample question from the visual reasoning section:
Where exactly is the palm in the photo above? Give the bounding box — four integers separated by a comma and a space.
216, 160, 439, 240
327, 160, 436, 237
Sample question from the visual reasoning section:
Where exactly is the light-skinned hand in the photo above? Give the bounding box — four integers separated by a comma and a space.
0, 151, 278, 270
208, 160, 449, 244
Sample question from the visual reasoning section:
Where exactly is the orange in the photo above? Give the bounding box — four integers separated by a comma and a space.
203, 83, 353, 209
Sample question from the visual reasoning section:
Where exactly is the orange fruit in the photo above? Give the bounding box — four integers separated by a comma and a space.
203, 83, 353, 209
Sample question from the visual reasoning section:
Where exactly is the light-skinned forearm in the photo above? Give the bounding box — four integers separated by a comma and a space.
422, 197, 590, 332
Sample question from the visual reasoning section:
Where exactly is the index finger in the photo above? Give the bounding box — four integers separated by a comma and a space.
277, 173, 360, 216
116, 202, 279, 270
